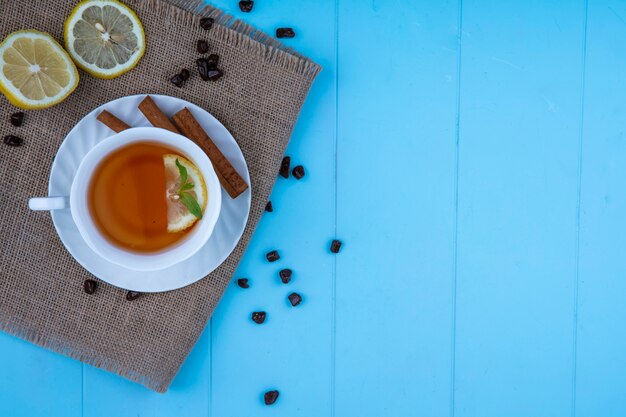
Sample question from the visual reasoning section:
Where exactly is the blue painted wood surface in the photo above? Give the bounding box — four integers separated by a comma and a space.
1, 0, 626, 416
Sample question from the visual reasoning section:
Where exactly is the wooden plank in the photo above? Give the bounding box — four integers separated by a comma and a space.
0, 334, 82, 417
574, 1, 626, 415
454, 1, 585, 416
209, 0, 336, 416
83, 327, 211, 417
334, 0, 459, 416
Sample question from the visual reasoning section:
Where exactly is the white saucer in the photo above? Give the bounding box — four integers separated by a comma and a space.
48, 94, 251, 292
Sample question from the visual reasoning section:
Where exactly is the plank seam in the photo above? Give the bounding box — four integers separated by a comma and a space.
209, 319, 213, 417
450, 0, 464, 415
331, 0, 339, 415
81, 363, 84, 417
571, 0, 589, 416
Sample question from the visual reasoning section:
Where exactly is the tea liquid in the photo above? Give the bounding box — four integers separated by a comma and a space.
88, 142, 193, 253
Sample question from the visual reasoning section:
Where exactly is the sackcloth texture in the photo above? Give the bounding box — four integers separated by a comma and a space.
0, 0, 320, 392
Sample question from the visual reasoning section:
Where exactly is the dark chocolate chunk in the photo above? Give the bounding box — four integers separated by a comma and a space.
292, 165, 305, 180
10, 112, 24, 127
83, 279, 97, 295
251, 311, 266, 324
126, 291, 141, 301
206, 53, 219, 69
196, 58, 210, 80
264, 390, 279, 405
288, 292, 302, 306
180, 69, 190, 80
330, 239, 342, 253
279, 156, 290, 178
200, 17, 214, 30
170, 73, 185, 87
207, 68, 223, 81
3, 135, 23, 146
239, 0, 254, 12
266, 250, 280, 262
197, 39, 209, 54
237, 278, 250, 288
265, 201, 273, 212
276, 28, 295, 38
279, 269, 292, 284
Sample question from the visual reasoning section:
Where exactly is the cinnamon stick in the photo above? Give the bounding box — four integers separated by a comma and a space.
138, 95, 180, 134
172, 107, 248, 199
96, 110, 130, 133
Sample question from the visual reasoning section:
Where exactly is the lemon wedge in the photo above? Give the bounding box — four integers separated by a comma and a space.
164, 154, 207, 233
0, 30, 79, 109
64, 0, 145, 79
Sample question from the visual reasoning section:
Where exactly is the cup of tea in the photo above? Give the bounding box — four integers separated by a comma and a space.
29, 127, 222, 271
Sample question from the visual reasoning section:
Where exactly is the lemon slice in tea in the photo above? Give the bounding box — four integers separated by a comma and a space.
0, 30, 79, 109
164, 154, 207, 233
64, 0, 145, 79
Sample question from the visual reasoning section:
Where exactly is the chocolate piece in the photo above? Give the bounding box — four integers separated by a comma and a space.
196, 57, 210, 81
207, 68, 223, 81
292, 165, 305, 180
279, 156, 290, 178
266, 250, 280, 262
330, 239, 342, 253
264, 390, 279, 405
279, 269, 292, 284
180, 69, 190, 80
288, 292, 302, 306
198, 58, 223, 81
239, 0, 254, 12
251, 311, 266, 324
199, 17, 214, 30
237, 278, 250, 288
10, 112, 24, 127
196, 40, 209, 54
126, 291, 141, 301
170, 73, 185, 87
206, 54, 219, 69
83, 279, 97, 295
3, 135, 22, 146
276, 28, 295, 38
265, 201, 273, 212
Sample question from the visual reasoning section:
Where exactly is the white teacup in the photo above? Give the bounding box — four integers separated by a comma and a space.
29, 127, 222, 272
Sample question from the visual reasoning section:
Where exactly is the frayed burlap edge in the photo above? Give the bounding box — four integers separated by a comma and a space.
129, 0, 321, 80
0, 316, 168, 391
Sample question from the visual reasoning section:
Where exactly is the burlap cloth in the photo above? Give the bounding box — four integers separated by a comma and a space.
0, 0, 320, 392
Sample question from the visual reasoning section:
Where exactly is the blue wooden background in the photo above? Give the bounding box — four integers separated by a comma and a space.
2, 0, 626, 415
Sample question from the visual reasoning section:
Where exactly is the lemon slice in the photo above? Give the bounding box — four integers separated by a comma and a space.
64, 0, 145, 79
164, 154, 207, 233
0, 30, 79, 109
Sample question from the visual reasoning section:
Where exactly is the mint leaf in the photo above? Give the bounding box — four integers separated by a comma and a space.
175, 158, 188, 187
179, 192, 203, 219
175, 158, 202, 220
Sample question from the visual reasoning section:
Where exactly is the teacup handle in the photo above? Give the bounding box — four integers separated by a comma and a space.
28, 196, 68, 211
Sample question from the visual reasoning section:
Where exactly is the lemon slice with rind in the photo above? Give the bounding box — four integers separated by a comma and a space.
64, 0, 145, 79
0, 30, 79, 109
164, 154, 207, 233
